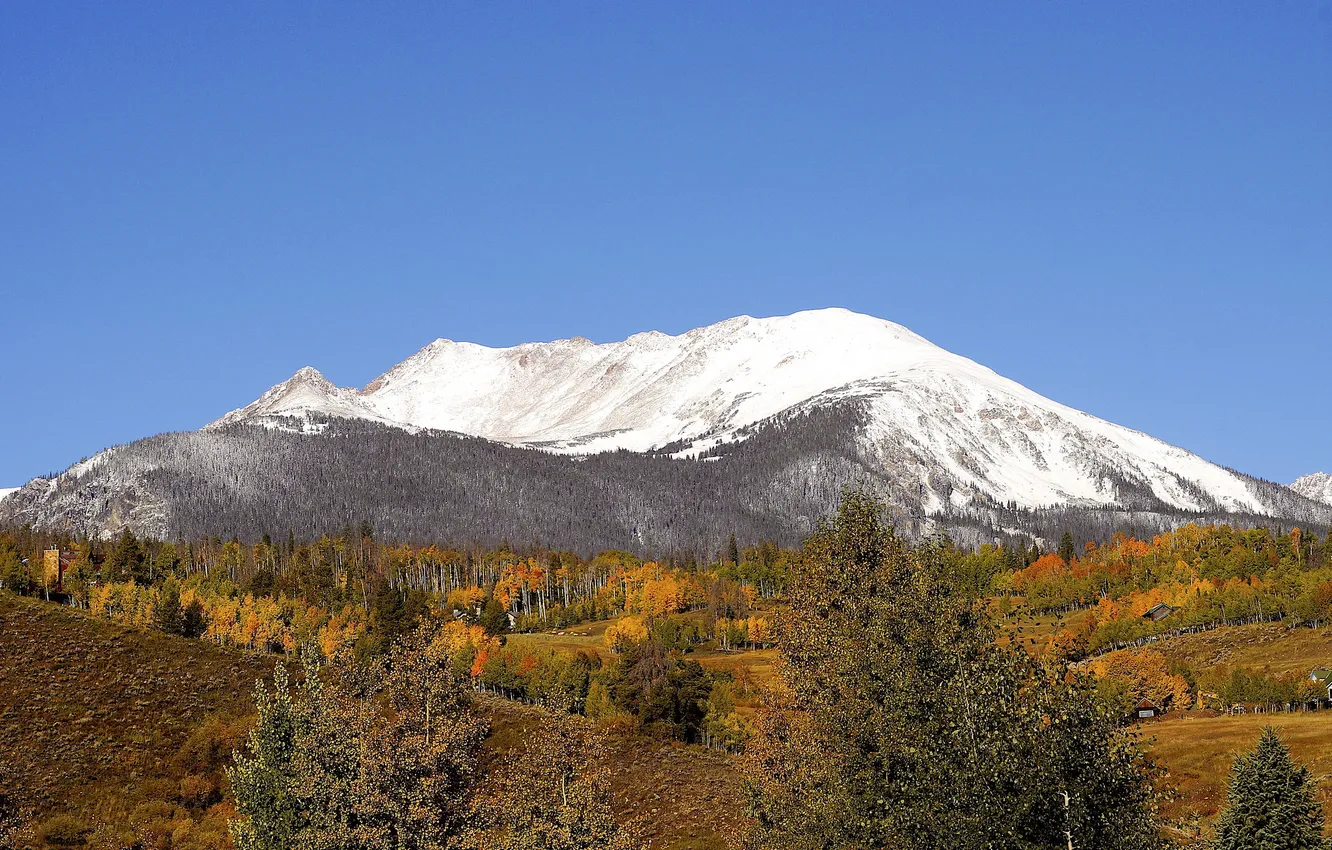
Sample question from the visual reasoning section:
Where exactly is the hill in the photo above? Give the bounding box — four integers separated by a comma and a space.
0, 593, 276, 846
1091, 621, 1332, 836
0, 596, 743, 850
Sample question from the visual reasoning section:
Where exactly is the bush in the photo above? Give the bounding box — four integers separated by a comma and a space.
37, 815, 90, 847
178, 774, 220, 809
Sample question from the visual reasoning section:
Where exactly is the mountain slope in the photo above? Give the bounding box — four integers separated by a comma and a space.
0, 408, 893, 548
1291, 473, 1332, 506
211, 308, 1284, 517
5, 308, 1326, 545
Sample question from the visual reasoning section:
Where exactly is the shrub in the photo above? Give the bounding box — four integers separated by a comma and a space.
37, 815, 90, 847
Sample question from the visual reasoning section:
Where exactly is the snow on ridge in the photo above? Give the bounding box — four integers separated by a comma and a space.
359, 308, 972, 449
0, 487, 18, 503
210, 307, 1273, 516
1292, 473, 1332, 506
208, 365, 400, 430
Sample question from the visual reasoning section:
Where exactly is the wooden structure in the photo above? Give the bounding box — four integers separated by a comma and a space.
41, 548, 77, 593
1132, 698, 1162, 720
1141, 603, 1174, 622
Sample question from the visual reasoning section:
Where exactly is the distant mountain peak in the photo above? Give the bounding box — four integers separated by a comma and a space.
210, 365, 384, 431
1291, 473, 1332, 506
10, 308, 1332, 543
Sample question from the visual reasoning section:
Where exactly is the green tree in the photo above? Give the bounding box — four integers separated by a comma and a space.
104, 528, 147, 583
1058, 531, 1077, 565
0, 549, 26, 593
728, 533, 741, 567
154, 577, 183, 635
229, 624, 488, 850
1213, 727, 1327, 850
742, 491, 1161, 850
227, 664, 304, 850
481, 597, 511, 635
462, 713, 646, 850
182, 598, 207, 639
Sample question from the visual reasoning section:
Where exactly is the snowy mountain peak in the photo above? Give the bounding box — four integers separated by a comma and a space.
1291, 473, 1332, 506
210, 365, 383, 430
207, 308, 1298, 517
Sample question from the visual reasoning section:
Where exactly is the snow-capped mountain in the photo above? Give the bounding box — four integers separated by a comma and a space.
1292, 473, 1332, 506
213, 308, 1278, 516
0, 487, 18, 503
7, 308, 1327, 545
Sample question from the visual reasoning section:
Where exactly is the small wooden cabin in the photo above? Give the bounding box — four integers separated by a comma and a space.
1132, 698, 1162, 721
1142, 603, 1174, 622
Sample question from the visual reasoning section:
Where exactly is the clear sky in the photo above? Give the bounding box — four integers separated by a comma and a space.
2, 2, 1329, 487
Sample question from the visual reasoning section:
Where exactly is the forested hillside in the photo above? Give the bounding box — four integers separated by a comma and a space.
4, 404, 1327, 551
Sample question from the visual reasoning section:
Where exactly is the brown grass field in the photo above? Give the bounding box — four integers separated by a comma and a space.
1106, 621, 1332, 837
1137, 621, 1332, 676
11, 592, 1332, 847
0, 593, 278, 832
1145, 711, 1332, 837
0, 597, 741, 850
507, 614, 780, 716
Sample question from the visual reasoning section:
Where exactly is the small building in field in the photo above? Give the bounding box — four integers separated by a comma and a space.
1132, 698, 1162, 721
1309, 668, 1332, 703
1142, 603, 1174, 622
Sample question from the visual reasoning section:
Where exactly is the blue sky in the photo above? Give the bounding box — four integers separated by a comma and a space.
2, 2, 1329, 486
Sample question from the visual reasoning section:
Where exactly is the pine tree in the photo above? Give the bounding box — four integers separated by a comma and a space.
1058, 531, 1076, 565
181, 598, 206, 639
154, 577, 183, 635
728, 533, 741, 567
1214, 727, 1327, 850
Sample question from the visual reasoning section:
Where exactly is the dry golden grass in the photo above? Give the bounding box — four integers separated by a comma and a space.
1144, 710, 1332, 836
1102, 622, 1332, 837
993, 600, 1093, 651
485, 698, 744, 850
0, 599, 742, 850
0, 593, 277, 838
508, 615, 781, 716
1141, 622, 1332, 676
505, 619, 614, 661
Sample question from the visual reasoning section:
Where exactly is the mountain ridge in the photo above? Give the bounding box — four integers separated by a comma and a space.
5, 308, 1328, 545
1292, 473, 1332, 507
210, 308, 1282, 516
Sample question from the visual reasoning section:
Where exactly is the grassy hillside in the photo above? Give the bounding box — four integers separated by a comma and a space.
20, 591, 1332, 848
1103, 622, 1332, 837
1134, 621, 1332, 676
0, 594, 277, 847
1148, 712, 1332, 836
484, 700, 743, 850
507, 615, 780, 718
0, 597, 743, 850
